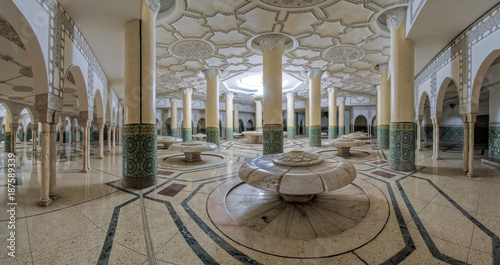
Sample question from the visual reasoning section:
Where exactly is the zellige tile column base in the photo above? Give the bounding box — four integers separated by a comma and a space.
305, 126, 309, 137
225, 128, 233, 140
309, 125, 321, 147
389, 122, 415, 171
263, 124, 283, 155
122, 124, 157, 189
171, 129, 178, 138
287, 127, 295, 139
328, 126, 337, 139
378, 125, 389, 149
182, 128, 192, 142
206, 127, 220, 146
4, 132, 11, 152
338, 126, 345, 136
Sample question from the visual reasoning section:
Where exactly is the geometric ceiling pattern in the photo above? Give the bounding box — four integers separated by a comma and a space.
156, 0, 408, 104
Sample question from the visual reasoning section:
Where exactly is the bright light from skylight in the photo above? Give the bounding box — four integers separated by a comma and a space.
235, 74, 289, 95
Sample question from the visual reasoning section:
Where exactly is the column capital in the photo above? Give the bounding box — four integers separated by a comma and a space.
259, 34, 287, 52
307, 69, 325, 79
286, 92, 295, 99
386, 9, 406, 30
170, 98, 178, 105
201, 68, 221, 80
144, 0, 160, 16
327, 87, 339, 94
252, 95, 263, 102
182, 88, 193, 95
378, 63, 389, 73
225, 92, 234, 100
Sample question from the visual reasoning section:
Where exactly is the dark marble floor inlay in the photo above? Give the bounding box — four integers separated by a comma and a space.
158, 183, 187, 197
158, 170, 175, 176
372, 170, 396, 178
372, 161, 389, 165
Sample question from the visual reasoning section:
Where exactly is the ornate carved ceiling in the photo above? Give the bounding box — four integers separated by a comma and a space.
156, 0, 408, 104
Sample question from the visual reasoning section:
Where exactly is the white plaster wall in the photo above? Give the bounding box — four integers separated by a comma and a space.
490, 87, 500, 123
471, 26, 500, 97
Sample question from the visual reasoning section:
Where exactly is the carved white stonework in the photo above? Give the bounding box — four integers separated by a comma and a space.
286, 93, 295, 99
201, 68, 221, 80
171, 40, 214, 60
225, 93, 234, 100
260, 0, 328, 8
328, 87, 338, 94
324, 45, 365, 62
378, 63, 388, 73
386, 10, 406, 30
182, 88, 193, 95
308, 69, 324, 79
259, 35, 287, 52
158, 75, 182, 85
145, 0, 161, 16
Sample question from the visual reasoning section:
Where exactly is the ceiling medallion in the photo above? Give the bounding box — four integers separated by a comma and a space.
324, 45, 366, 63
260, 0, 327, 8
171, 40, 214, 60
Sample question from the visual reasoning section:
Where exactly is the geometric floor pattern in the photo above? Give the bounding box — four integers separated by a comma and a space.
1, 138, 499, 264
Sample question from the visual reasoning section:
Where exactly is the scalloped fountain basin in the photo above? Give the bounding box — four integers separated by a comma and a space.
239, 151, 356, 202
168, 141, 218, 162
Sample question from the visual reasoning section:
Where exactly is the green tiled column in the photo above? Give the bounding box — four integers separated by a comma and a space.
183, 128, 192, 142
263, 124, 283, 155
287, 127, 295, 139
309, 125, 321, 146
378, 124, 389, 149
4, 132, 11, 152
206, 127, 220, 146
328, 126, 337, 139
226, 128, 233, 140
338, 126, 345, 136
122, 124, 157, 189
489, 124, 500, 157
305, 126, 309, 137
171, 129, 178, 138
389, 122, 415, 171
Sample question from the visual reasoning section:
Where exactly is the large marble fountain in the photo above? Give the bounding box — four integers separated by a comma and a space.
207, 150, 389, 258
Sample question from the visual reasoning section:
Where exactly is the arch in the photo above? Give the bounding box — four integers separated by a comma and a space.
0, 1, 49, 96
64, 66, 88, 113
435, 77, 459, 117
246, 119, 254, 131
238, 119, 244, 132
354, 115, 368, 133
471, 49, 500, 113
197, 118, 206, 134
0, 103, 13, 126
417, 91, 430, 119
105, 97, 112, 124
93, 89, 104, 120
283, 118, 287, 131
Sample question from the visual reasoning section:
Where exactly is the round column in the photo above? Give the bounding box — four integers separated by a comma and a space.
225, 93, 234, 140
170, 99, 178, 137
112, 125, 117, 148
261, 35, 286, 155
182, 88, 193, 141
305, 101, 309, 137
378, 64, 390, 149
122, 0, 158, 189
388, 10, 416, 171
10, 123, 18, 153
59, 126, 64, 146
416, 119, 422, 151
49, 119, 58, 198
286, 93, 295, 139
328, 88, 338, 139
233, 104, 240, 133
32, 123, 38, 151
255, 98, 263, 130
106, 123, 112, 152
4, 115, 11, 152
308, 70, 323, 146
203, 68, 221, 146
98, 122, 104, 159
38, 121, 51, 206
462, 115, 469, 174
339, 97, 346, 136
467, 114, 476, 177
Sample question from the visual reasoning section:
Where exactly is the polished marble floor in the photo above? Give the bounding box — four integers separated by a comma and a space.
1, 137, 500, 264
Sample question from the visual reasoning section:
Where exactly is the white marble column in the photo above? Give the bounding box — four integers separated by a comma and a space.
39, 121, 51, 206
328, 88, 338, 139
233, 104, 240, 133
286, 93, 295, 138
467, 114, 476, 177
462, 115, 469, 174
106, 123, 112, 152
49, 120, 58, 199
98, 122, 104, 159
170, 99, 178, 137
32, 123, 38, 151
416, 119, 422, 151
255, 99, 263, 130
225, 93, 234, 140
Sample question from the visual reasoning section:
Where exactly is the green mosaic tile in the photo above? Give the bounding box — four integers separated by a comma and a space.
263, 124, 283, 155
206, 127, 220, 146
287, 127, 295, 139
226, 128, 233, 140
378, 125, 389, 149
389, 122, 415, 171
4, 132, 11, 152
489, 125, 500, 157
183, 128, 192, 142
122, 124, 157, 189
338, 126, 345, 136
309, 125, 321, 147
328, 126, 337, 139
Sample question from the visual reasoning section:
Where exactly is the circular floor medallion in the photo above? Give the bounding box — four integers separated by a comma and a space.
207, 178, 389, 258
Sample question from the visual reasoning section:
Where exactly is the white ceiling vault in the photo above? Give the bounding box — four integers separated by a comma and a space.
155, 0, 408, 104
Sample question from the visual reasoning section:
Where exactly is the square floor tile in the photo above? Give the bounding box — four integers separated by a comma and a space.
158, 183, 187, 197
371, 170, 396, 179
157, 170, 175, 176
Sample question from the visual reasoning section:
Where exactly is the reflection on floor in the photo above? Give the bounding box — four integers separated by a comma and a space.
1, 138, 500, 264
